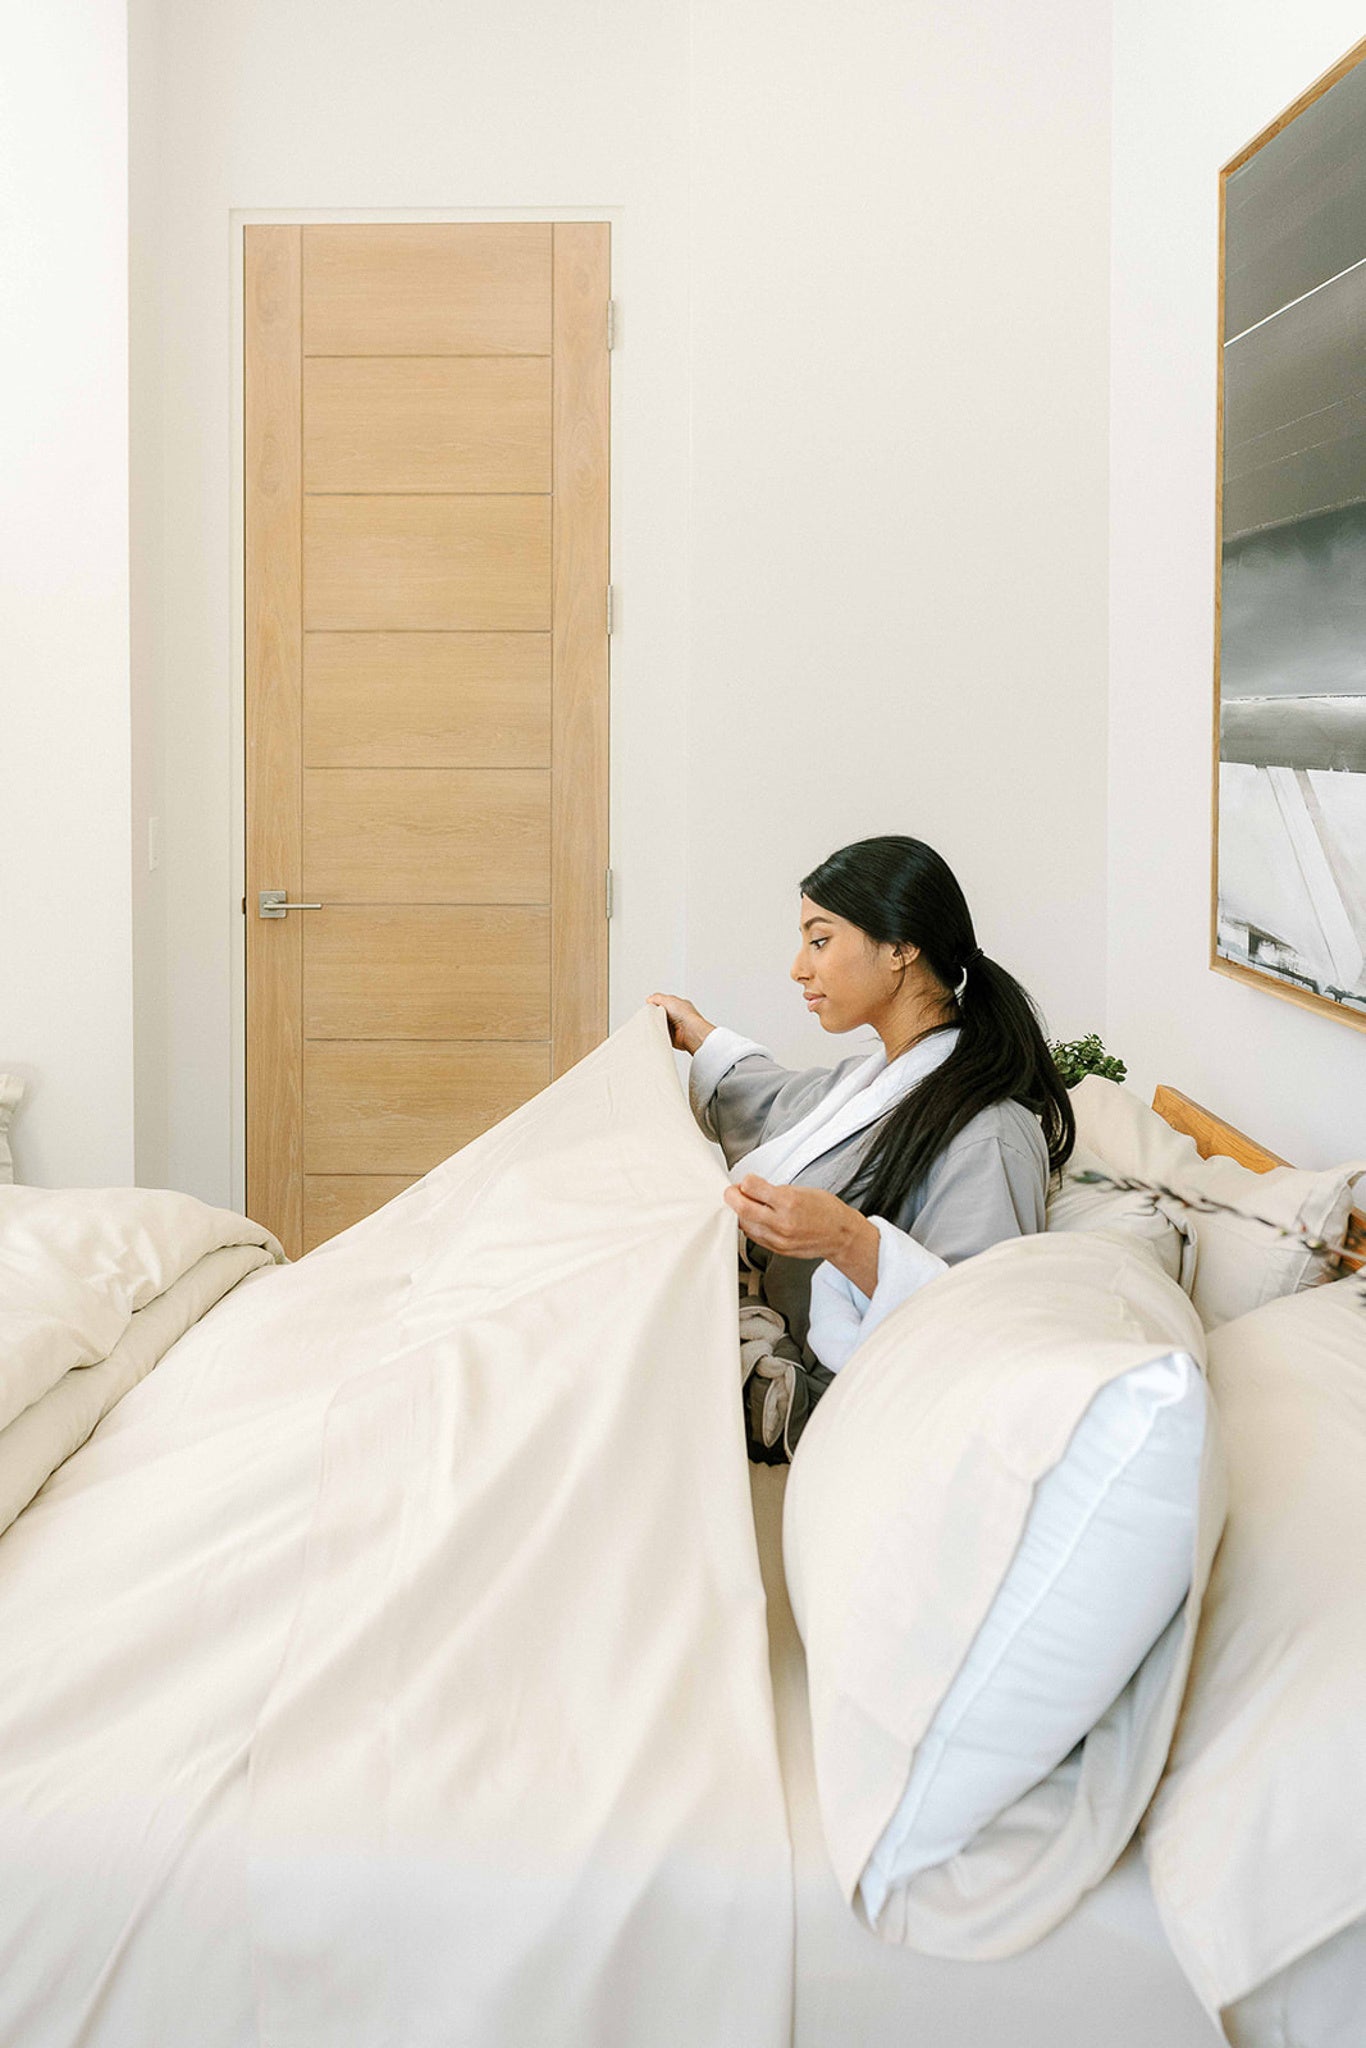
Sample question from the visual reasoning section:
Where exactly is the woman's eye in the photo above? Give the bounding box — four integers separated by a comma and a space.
811, 938, 827, 950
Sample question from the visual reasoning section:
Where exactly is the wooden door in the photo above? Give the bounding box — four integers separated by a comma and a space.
245, 223, 609, 1256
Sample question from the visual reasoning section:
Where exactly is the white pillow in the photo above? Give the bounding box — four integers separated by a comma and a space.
1046, 1136, 1197, 1289
1143, 1274, 1366, 2026
859, 1346, 1206, 1921
1070, 1075, 1364, 1329
0, 1075, 21, 1185
784, 1230, 1226, 1960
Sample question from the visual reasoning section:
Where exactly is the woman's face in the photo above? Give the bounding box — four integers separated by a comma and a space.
790, 895, 910, 1034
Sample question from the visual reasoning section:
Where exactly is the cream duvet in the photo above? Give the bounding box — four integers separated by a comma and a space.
0, 1008, 793, 2048
0, 1181, 282, 1537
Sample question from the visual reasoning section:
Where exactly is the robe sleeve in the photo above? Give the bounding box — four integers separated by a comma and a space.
806, 1128, 1047, 1372
689, 1028, 858, 1171
687, 1030, 792, 1166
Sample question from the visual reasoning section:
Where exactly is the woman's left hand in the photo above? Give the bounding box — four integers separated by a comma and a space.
724, 1176, 879, 1289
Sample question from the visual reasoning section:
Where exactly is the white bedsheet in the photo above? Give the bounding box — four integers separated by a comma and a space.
0, 1007, 793, 2048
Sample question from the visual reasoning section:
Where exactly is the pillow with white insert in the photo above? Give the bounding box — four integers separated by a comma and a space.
857, 1347, 1206, 1921
1069, 1075, 1364, 1329
1143, 1274, 1366, 2036
0, 1075, 22, 1184
783, 1229, 1226, 1960
1046, 1136, 1197, 1290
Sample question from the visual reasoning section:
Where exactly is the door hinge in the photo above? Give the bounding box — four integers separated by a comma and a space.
606, 299, 617, 351
606, 584, 617, 635
605, 868, 615, 920
240, 896, 247, 915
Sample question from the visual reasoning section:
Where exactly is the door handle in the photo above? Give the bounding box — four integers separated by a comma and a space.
258, 890, 324, 919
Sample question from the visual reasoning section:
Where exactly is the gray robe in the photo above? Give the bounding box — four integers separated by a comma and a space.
693, 1043, 1050, 1369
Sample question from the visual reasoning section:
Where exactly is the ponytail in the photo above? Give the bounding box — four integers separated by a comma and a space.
799, 837, 1074, 1220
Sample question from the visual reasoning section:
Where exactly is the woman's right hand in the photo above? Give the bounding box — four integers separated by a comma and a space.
647, 993, 715, 1057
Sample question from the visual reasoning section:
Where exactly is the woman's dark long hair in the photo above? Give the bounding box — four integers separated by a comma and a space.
800, 836, 1074, 1218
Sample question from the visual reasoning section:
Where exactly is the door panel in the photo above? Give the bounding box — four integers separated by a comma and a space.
303, 1176, 417, 1254
301, 768, 551, 903
304, 908, 551, 1040
303, 223, 551, 356
245, 229, 304, 1254
303, 633, 551, 770
303, 1042, 551, 1176
304, 356, 552, 493
548, 227, 612, 1071
302, 495, 552, 632
246, 221, 608, 1255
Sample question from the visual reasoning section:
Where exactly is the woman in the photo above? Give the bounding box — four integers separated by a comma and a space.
648, 835, 1074, 1461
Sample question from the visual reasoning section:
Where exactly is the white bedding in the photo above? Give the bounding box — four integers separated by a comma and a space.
1, 1008, 1334, 2045
749, 1465, 1223, 2046
0, 1183, 281, 1536
0, 1008, 793, 2047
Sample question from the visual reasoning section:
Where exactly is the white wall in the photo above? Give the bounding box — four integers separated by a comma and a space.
13, 1, 1359, 1196
1110, 1, 1366, 1167
687, 1, 1111, 1065
129, 0, 170, 1184
128, 0, 1111, 1207
0, 1, 135, 1186
134, 0, 694, 1202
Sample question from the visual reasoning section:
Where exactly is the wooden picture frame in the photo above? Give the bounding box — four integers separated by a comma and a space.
1211, 35, 1366, 1035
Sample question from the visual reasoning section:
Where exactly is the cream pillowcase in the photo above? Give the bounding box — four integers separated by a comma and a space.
1046, 1136, 1196, 1289
783, 1230, 1226, 1961
0, 1075, 21, 1185
1143, 1274, 1366, 2025
1069, 1075, 1364, 1329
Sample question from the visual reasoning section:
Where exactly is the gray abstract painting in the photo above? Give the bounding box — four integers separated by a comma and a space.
1217, 50, 1366, 1023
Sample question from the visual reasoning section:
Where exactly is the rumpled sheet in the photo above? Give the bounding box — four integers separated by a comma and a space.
0, 1006, 793, 2048
0, 1241, 272, 1538
0, 1182, 282, 1535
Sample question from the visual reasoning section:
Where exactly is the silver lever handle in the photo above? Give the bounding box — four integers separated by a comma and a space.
258, 890, 324, 919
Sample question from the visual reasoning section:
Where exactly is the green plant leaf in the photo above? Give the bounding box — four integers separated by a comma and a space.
1049, 1033, 1128, 1088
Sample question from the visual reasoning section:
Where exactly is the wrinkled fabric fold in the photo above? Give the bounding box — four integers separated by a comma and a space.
0, 1182, 282, 1434
0, 1241, 272, 1536
245, 1005, 793, 2047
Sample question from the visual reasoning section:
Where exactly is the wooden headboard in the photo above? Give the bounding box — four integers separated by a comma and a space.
1152, 1084, 1366, 1276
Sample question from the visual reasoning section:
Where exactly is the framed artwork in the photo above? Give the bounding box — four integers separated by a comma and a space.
1213, 35, 1366, 1032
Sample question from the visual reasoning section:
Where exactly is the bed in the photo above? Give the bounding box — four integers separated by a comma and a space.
0, 1007, 1360, 2046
